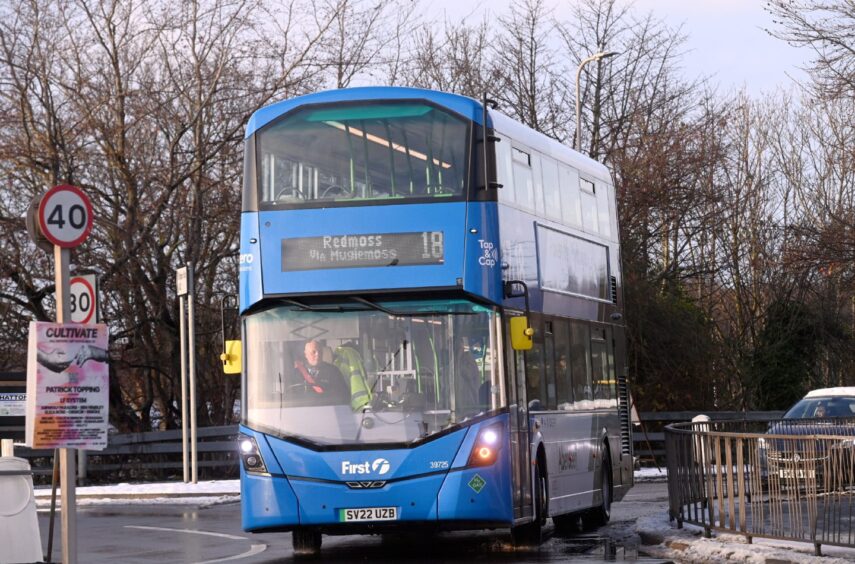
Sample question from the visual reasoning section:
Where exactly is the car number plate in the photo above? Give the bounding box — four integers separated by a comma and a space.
779, 469, 815, 479
339, 506, 398, 522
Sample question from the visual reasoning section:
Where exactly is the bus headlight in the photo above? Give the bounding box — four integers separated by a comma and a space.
239, 434, 268, 474
468, 423, 503, 467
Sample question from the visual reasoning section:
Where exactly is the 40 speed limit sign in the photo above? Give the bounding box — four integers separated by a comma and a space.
37, 184, 93, 248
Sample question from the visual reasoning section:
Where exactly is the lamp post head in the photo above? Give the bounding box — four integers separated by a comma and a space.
575, 51, 620, 152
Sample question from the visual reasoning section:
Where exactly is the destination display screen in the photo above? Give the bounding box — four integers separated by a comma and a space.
282, 231, 445, 271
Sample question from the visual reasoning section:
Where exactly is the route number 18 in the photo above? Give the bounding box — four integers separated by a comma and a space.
421, 231, 443, 259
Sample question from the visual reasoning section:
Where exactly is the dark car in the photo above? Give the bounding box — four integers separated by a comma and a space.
760, 388, 855, 486
783, 388, 855, 419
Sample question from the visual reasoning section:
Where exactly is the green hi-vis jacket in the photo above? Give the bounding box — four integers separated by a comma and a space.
335, 346, 371, 410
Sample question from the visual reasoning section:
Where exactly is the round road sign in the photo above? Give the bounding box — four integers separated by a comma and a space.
37, 184, 93, 248
69, 275, 97, 324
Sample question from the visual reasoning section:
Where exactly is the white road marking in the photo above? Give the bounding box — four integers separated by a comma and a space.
124, 525, 267, 563
194, 544, 267, 564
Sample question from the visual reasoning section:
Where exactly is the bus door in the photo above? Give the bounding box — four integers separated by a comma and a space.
506, 318, 533, 520
591, 324, 618, 478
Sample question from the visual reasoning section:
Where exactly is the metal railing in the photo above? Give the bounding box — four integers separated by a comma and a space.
634, 411, 784, 462
2, 411, 784, 481
665, 418, 855, 555
12, 425, 239, 482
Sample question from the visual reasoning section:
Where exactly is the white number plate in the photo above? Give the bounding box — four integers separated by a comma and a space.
779, 468, 816, 479
339, 506, 398, 522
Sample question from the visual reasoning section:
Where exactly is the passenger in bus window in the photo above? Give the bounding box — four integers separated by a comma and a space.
294, 340, 350, 404
556, 354, 573, 410
453, 337, 481, 416
525, 336, 546, 409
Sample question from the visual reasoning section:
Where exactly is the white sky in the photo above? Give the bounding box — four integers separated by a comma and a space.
431, 0, 810, 95
632, 0, 809, 93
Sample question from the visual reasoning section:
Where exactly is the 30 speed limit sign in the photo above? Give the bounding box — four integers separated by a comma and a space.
69, 274, 98, 324
37, 184, 93, 248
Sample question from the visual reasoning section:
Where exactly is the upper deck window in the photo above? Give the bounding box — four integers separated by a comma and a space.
256, 102, 469, 207
512, 147, 531, 165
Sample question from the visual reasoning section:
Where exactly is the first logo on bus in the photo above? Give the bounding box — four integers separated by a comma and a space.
37, 184, 94, 248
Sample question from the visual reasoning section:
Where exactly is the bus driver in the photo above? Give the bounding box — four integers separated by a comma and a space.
294, 340, 350, 404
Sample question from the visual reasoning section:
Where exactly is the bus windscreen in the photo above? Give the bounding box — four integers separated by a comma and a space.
256, 102, 469, 207
243, 299, 501, 446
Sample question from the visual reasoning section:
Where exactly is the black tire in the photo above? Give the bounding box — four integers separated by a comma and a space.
511, 461, 545, 547
292, 528, 321, 557
584, 447, 612, 529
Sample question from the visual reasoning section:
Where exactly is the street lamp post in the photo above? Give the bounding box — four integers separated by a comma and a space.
575, 51, 618, 152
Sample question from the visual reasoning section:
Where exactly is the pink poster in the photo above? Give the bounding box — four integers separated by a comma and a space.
25, 321, 109, 449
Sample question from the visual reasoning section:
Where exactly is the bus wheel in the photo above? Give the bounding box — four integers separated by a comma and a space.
585, 449, 612, 529
511, 462, 545, 547
292, 528, 322, 556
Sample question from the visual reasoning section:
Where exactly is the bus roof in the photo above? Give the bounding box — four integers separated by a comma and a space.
245, 86, 483, 138
245, 86, 610, 181
489, 109, 610, 181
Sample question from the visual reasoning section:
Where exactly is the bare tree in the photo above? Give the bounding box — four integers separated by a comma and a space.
767, 0, 855, 101
490, 0, 569, 141
318, 0, 420, 88
0, 0, 346, 431
402, 18, 493, 98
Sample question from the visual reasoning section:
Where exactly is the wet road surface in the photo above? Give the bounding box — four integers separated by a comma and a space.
37, 481, 672, 563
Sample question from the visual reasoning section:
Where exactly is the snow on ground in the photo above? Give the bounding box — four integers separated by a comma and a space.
637, 511, 855, 563
634, 466, 667, 482
36, 495, 240, 508
33, 479, 240, 508
34, 479, 240, 496
630, 467, 855, 561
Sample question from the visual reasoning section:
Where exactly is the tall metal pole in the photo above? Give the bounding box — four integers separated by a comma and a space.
180, 295, 189, 483
55, 245, 77, 564
575, 51, 619, 153
188, 265, 198, 484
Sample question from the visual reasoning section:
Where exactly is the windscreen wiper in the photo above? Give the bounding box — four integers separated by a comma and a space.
350, 297, 474, 316
282, 299, 345, 312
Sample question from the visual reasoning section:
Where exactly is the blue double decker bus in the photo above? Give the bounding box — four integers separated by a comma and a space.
235, 87, 633, 554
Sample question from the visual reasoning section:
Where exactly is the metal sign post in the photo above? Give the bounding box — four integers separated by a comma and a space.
177, 266, 189, 483
28, 184, 95, 564
176, 265, 196, 483
55, 246, 77, 564
187, 265, 198, 484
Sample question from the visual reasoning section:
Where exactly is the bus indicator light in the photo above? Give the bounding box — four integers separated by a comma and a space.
468, 424, 502, 467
